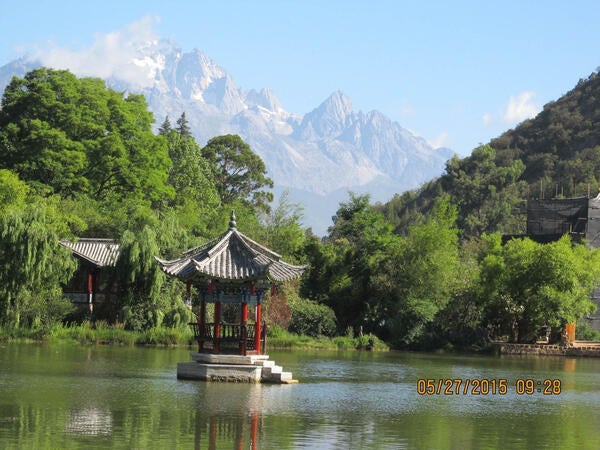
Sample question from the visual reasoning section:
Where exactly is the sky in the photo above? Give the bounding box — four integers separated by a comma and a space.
1, 0, 600, 156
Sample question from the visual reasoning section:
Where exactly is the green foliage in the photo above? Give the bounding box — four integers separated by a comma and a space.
256, 191, 306, 261
477, 235, 600, 343
379, 195, 460, 346
201, 134, 273, 212
175, 112, 192, 138
161, 129, 220, 234
575, 320, 600, 341
0, 68, 173, 205
288, 299, 337, 337
0, 169, 29, 214
382, 71, 600, 240
0, 198, 76, 329
115, 226, 166, 331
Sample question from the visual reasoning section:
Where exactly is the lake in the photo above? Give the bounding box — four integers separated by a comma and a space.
1, 342, 600, 449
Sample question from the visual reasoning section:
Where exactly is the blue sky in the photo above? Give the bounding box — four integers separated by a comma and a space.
1, 0, 599, 155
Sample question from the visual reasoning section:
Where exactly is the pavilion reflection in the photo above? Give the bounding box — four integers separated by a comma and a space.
192, 384, 267, 450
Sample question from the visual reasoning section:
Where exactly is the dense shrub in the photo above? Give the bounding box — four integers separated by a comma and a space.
288, 299, 337, 337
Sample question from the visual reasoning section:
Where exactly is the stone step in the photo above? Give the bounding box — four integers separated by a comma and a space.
254, 360, 275, 368
266, 370, 295, 383
261, 365, 282, 379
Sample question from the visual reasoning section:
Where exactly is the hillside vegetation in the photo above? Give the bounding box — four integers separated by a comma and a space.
2, 67, 600, 348
380, 70, 600, 239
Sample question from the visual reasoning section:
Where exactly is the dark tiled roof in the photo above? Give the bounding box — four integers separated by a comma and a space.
157, 227, 306, 283
60, 238, 119, 267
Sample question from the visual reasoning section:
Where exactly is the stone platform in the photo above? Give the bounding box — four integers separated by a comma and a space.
496, 341, 600, 357
177, 353, 298, 384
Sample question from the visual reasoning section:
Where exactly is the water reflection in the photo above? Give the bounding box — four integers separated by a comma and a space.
191, 384, 266, 450
3, 344, 600, 448
65, 407, 113, 436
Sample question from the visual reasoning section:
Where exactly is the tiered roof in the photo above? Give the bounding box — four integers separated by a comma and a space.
156, 213, 306, 283
60, 238, 120, 267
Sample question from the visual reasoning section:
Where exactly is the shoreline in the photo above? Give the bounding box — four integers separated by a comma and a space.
495, 341, 600, 357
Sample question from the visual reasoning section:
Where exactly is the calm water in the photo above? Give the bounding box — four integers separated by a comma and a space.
1, 343, 600, 449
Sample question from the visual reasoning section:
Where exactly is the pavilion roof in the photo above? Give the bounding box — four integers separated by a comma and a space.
60, 238, 120, 267
156, 213, 306, 283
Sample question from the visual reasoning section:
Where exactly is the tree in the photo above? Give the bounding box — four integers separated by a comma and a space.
257, 190, 306, 261
302, 193, 400, 334
0, 198, 76, 330
115, 226, 166, 331
201, 134, 273, 212
478, 235, 600, 343
441, 145, 527, 237
176, 112, 192, 138
381, 195, 460, 345
0, 169, 29, 214
158, 115, 172, 135
0, 68, 173, 205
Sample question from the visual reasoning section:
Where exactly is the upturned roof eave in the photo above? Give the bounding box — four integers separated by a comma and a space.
60, 239, 119, 267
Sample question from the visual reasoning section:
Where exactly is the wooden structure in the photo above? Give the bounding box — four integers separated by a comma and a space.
157, 212, 305, 356
60, 239, 120, 313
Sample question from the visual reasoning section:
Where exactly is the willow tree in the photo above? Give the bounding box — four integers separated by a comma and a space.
0, 199, 76, 330
115, 223, 195, 331
114, 226, 165, 331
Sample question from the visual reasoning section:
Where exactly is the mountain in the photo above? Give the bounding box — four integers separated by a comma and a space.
0, 40, 453, 234
380, 69, 600, 239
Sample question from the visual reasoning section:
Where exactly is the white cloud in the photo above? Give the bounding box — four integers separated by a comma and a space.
482, 91, 540, 128
482, 112, 493, 127
429, 131, 450, 149
503, 91, 540, 124
29, 15, 161, 89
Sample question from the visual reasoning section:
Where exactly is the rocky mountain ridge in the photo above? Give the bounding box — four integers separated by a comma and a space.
0, 39, 453, 233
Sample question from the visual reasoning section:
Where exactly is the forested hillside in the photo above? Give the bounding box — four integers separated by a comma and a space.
3, 68, 600, 349
381, 70, 600, 239
0, 68, 305, 333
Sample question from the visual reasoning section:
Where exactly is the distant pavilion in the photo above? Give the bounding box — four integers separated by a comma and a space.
157, 211, 306, 356
59, 238, 120, 313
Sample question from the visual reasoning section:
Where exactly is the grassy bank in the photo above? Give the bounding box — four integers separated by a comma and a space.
0, 323, 389, 351
267, 325, 389, 351
0, 322, 194, 346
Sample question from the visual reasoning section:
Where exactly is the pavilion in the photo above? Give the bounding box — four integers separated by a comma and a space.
156, 211, 306, 382
59, 238, 120, 313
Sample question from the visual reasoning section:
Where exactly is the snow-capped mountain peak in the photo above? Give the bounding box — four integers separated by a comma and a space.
0, 40, 452, 234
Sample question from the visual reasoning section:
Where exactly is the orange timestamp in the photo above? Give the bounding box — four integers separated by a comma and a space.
416, 378, 561, 396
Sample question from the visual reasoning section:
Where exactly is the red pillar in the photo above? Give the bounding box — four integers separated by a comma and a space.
254, 301, 262, 354
241, 302, 248, 323
198, 299, 206, 352
240, 301, 248, 355
87, 272, 94, 313
214, 301, 221, 353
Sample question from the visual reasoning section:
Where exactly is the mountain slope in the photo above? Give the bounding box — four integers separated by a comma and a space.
0, 39, 452, 233
381, 69, 600, 238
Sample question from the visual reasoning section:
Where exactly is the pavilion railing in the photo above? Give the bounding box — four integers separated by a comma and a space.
188, 322, 266, 355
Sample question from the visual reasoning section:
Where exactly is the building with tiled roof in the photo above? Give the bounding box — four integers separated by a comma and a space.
158, 212, 306, 356
60, 238, 119, 313
156, 215, 305, 283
